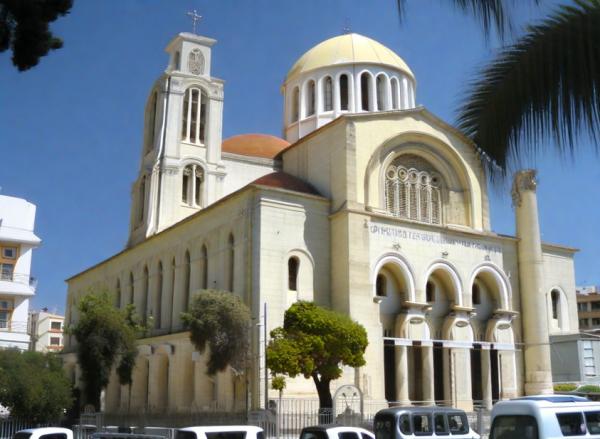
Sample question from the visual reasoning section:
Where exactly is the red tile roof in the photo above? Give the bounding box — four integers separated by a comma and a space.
222, 134, 290, 159
251, 172, 321, 196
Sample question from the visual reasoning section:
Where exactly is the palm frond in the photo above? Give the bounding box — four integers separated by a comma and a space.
456, 0, 600, 180
396, 0, 533, 39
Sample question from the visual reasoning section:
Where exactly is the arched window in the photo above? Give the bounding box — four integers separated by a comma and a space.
391, 78, 399, 109
288, 257, 299, 291
385, 154, 443, 225
174, 51, 181, 70
156, 262, 163, 329
188, 49, 205, 75
472, 283, 481, 305
323, 77, 333, 111
306, 80, 316, 116
170, 257, 176, 326
182, 164, 204, 207
145, 91, 158, 153
376, 274, 387, 297
426, 281, 435, 302
129, 272, 135, 305
201, 244, 208, 289
339, 74, 349, 111
227, 234, 234, 291
182, 87, 207, 144
184, 251, 191, 311
551, 289, 560, 319
115, 279, 121, 308
360, 73, 371, 111
376, 75, 386, 111
142, 265, 149, 323
138, 175, 146, 224
291, 87, 300, 122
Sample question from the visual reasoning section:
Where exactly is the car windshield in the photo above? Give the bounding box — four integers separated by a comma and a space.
13, 434, 32, 439
490, 415, 538, 439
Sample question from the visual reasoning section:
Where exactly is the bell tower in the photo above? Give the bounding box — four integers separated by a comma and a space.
128, 23, 226, 247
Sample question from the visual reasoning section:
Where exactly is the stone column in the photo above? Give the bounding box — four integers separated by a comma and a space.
395, 345, 410, 405
130, 352, 150, 412
148, 351, 169, 413
422, 345, 435, 405
192, 351, 215, 410
169, 350, 194, 413
105, 368, 121, 413
513, 170, 553, 395
452, 348, 473, 411
481, 348, 493, 410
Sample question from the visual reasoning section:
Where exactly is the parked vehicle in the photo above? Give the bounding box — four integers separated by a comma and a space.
299, 425, 375, 439
13, 428, 74, 439
489, 395, 600, 438
175, 426, 264, 439
374, 407, 479, 439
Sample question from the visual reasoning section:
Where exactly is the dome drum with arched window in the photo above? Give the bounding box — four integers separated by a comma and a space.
283, 33, 416, 143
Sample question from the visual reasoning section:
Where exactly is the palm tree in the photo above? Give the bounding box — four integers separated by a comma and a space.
399, 0, 600, 180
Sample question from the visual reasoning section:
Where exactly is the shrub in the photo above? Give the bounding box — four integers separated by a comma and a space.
554, 383, 577, 392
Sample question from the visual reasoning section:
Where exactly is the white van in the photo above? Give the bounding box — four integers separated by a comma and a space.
175, 426, 264, 439
14, 428, 74, 439
490, 395, 600, 438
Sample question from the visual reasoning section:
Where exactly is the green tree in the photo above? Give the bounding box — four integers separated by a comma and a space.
398, 0, 600, 179
0, 0, 73, 71
70, 289, 144, 410
266, 301, 368, 411
0, 349, 72, 423
181, 289, 251, 375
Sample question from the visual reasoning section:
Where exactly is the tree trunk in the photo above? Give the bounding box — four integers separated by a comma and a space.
312, 374, 332, 424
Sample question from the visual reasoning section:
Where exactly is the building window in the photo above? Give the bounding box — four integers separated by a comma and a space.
129, 272, 135, 305
376, 274, 387, 297
182, 164, 204, 207
115, 279, 121, 308
583, 340, 597, 376
142, 265, 149, 323
1, 246, 17, 259
188, 49, 205, 75
227, 234, 234, 292
472, 283, 481, 305
323, 76, 333, 111
580, 319, 588, 328
156, 261, 163, 329
306, 80, 316, 116
339, 74, 349, 111
578, 302, 588, 312
592, 302, 600, 311
0, 263, 14, 281
184, 251, 191, 311
138, 175, 146, 223
50, 337, 61, 346
391, 78, 399, 109
385, 154, 443, 225
145, 91, 158, 153
0, 299, 13, 329
551, 289, 560, 319
593, 318, 600, 326
288, 257, 299, 291
360, 72, 371, 111
291, 87, 300, 122
426, 281, 435, 303
174, 51, 181, 70
50, 321, 62, 331
376, 75, 386, 111
201, 244, 208, 289
182, 87, 207, 144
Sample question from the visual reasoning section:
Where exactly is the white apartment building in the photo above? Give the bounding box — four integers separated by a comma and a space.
0, 194, 40, 350
29, 309, 64, 352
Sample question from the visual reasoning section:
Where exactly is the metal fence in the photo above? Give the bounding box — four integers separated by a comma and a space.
0, 418, 51, 439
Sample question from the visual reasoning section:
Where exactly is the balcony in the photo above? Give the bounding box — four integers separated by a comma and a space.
0, 271, 36, 295
0, 320, 30, 350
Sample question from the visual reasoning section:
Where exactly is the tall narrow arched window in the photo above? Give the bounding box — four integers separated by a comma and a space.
138, 175, 146, 224
227, 234, 234, 292
426, 281, 435, 302
551, 289, 560, 319
376, 75, 386, 111
376, 274, 387, 297
156, 262, 163, 329
385, 154, 443, 225
142, 265, 149, 323
288, 257, 299, 291
306, 80, 316, 116
170, 258, 176, 327
291, 87, 300, 122
182, 164, 204, 207
115, 279, 121, 308
339, 74, 349, 111
391, 78, 399, 109
472, 283, 481, 305
182, 87, 207, 144
201, 244, 208, 289
146, 91, 158, 153
360, 73, 371, 111
129, 272, 135, 304
184, 251, 191, 311
323, 77, 333, 111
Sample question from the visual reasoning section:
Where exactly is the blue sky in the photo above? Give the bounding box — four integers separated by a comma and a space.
1, 0, 597, 313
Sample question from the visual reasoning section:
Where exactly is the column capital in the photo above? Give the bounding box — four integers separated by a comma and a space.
511, 169, 538, 207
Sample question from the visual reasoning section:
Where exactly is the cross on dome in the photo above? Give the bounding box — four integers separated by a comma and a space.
186, 9, 202, 34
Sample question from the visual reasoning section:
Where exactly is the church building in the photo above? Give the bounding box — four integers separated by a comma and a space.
63, 29, 579, 415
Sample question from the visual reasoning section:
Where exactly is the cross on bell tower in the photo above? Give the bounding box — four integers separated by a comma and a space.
186, 9, 202, 34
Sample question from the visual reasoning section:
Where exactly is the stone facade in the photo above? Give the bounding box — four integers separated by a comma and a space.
63, 31, 580, 415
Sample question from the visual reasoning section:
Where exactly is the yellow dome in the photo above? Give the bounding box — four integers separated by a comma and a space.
285, 33, 414, 82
